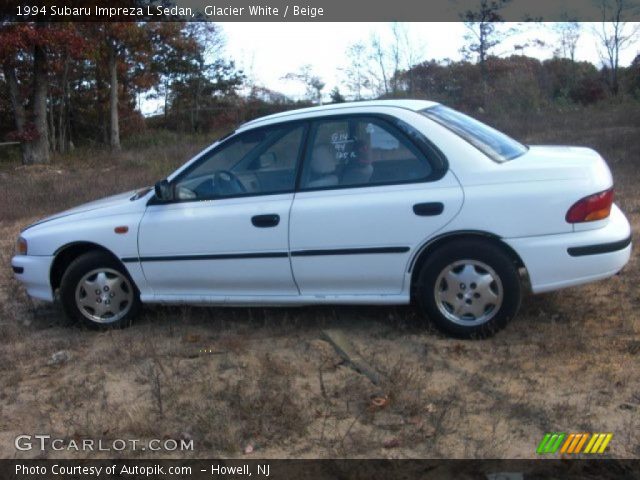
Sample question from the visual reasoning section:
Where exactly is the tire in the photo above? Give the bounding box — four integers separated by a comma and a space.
415, 239, 521, 338
59, 251, 140, 329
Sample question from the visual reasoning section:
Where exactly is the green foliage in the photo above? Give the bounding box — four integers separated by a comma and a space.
329, 87, 347, 103
625, 54, 640, 99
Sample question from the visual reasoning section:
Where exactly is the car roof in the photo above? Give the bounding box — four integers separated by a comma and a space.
238, 99, 439, 131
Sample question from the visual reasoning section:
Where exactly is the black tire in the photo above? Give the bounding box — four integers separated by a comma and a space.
59, 251, 140, 329
415, 239, 521, 338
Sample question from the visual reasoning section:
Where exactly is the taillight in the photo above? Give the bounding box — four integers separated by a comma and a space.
566, 188, 614, 223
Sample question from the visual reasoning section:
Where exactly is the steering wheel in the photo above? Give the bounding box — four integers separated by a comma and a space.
213, 170, 246, 196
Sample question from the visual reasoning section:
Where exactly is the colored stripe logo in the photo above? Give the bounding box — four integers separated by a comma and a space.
536, 433, 612, 454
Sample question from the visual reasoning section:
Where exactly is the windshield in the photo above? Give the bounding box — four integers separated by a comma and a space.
421, 105, 527, 162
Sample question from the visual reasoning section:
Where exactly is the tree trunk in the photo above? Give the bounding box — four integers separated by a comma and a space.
164, 78, 169, 118
3, 61, 32, 163
27, 44, 50, 165
108, 40, 121, 150
192, 76, 201, 133
48, 94, 56, 153
58, 53, 69, 154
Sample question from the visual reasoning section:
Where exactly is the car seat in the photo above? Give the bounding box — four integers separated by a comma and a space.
306, 144, 339, 188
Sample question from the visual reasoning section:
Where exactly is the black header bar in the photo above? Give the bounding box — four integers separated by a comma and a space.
2, 0, 640, 22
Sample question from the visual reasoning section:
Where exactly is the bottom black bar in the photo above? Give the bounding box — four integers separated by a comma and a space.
3, 459, 640, 480
567, 234, 632, 257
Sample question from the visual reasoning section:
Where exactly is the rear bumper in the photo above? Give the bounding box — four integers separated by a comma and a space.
11, 255, 54, 301
505, 204, 632, 294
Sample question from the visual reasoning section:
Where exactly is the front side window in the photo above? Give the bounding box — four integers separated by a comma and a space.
174, 124, 304, 200
300, 117, 433, 190
421, 105, 527, 162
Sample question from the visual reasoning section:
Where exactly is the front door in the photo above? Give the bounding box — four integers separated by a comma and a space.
138, 123, 306, 299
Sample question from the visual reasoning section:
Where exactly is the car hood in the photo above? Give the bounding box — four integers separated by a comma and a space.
24, 188, 149, 231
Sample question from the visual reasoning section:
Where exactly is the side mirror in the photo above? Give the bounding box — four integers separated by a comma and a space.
154, 179, 174, 202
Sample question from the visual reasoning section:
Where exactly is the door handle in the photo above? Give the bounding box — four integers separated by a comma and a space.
413, 202, 444, 216
251, 214, 280, 228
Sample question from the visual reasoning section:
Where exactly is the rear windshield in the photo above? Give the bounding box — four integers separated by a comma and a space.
421, 105, 527, 162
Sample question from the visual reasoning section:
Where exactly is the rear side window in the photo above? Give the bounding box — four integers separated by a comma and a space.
300, 116, 433, 190
422, 105, 527, 162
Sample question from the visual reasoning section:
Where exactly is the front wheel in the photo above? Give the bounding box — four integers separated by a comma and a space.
416, 240, 522, 338
60, 251, 140, 328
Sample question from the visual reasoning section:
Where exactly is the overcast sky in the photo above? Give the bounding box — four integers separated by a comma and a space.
143, 22, 640, 114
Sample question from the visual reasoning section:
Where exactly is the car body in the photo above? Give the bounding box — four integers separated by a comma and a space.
11, 100, 632, 337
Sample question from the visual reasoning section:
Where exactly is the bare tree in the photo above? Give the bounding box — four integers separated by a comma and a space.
367, 23, 425, 96
368, 33, 389, 96
343, 41, 371, 100
553, 21, 581, 61
398, 23, 424, 95
389, 23, 404, 94
594, 0, 640, 95
283, 65, 325, 104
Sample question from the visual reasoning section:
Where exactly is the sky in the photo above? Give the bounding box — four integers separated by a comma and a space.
142, 22, 640, 115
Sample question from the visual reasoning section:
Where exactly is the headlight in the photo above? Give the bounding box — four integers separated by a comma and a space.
16, 236, 28, 255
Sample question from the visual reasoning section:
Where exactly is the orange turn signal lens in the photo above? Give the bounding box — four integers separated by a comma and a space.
584, 207, 612, 221
16, 237, 28, 255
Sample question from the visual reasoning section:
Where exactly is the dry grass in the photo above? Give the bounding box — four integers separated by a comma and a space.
0, 104, 639, 459
0, 130, 213, 222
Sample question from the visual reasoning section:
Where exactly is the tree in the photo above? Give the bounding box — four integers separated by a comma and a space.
389, 23, 404, 94
363, 24, 425, 97
0, 22, 84, 164
368, 33, 390, 96
329, 86, 346, 103
461, 0, 510, 92
100, 23, 153, 150
343, 41, 370, 100
78, 22, 194, 144
283, 65, 325, 104
595, 0, 640, 95
163, 23, 244, 132
628, 54, 640, 97
553, 21, 581, 62
394, 23, 424, 95
76, 23, 140, 150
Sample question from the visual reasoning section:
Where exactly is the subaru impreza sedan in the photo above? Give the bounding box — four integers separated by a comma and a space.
11, 100, 632, 337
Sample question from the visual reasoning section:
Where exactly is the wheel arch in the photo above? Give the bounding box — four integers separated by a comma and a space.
409, 230, 526, 294
50, 242, 128, 293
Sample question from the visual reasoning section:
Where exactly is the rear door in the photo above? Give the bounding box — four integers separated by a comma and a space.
289, 114, 463, 296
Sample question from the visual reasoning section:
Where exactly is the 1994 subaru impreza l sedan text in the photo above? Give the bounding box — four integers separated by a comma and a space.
11, 100, 632, 337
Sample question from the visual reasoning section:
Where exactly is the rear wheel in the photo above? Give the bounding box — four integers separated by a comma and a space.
60, 251, 140, 328
416, 239, 521, 338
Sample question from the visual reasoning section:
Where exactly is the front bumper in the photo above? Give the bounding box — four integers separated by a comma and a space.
505, 204, 632, 294
11, 254, 55, 301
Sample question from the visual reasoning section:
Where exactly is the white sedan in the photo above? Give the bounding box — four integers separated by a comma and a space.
11, 100, 632, 337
